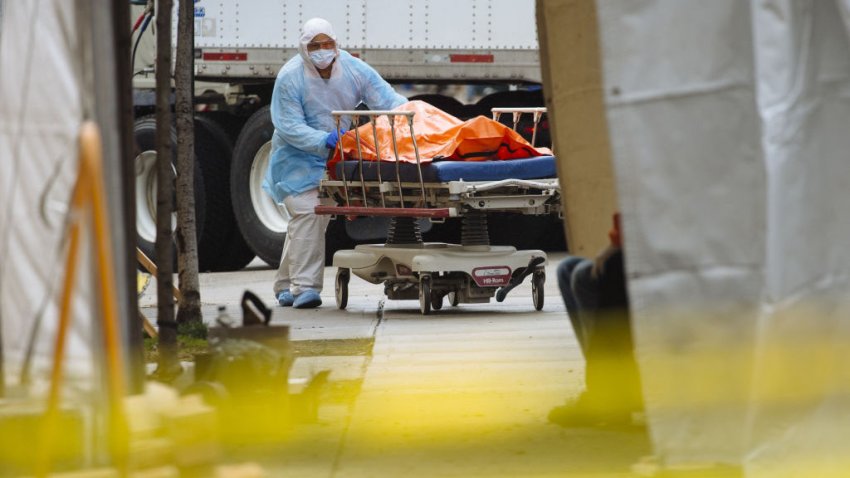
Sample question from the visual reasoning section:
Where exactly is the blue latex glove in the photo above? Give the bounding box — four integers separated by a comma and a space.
325, 129, 347, 149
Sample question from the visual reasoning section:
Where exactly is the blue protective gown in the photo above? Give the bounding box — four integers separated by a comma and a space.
263, 50, 408, 203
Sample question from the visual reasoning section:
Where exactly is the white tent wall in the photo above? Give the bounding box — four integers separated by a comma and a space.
746, 0, 850, 476
598, 0, 765, 466
0, 2, 95, 388
595, 0, 850, 472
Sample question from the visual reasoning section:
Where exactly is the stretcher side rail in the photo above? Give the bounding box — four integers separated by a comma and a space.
313, 205, 453, 218
491, 107, 548, 149
318, 178, 560, 216
325, 109, 427, 211
454, 178, 560, 194
317, 107, 560, 217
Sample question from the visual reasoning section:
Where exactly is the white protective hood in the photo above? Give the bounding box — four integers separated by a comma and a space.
297, 17, 339, 69
0, 1, 95, 387
596, 0, 850, 473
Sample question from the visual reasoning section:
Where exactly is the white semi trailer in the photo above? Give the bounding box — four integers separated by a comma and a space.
132, 0, 562, 270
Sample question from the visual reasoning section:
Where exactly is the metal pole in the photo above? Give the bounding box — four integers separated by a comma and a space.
388, 115, 405, 207
81, 0, 143, 396
335, 115, 351, 206
353, 116, 368, 205
406, 115, 427, 207
370, 115, 386, 208
0, 0, 4, 394
111, 0, 145, 394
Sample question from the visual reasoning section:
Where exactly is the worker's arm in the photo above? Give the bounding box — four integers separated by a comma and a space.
591, 244, 620, 280
591, 213, 623, 279
270, 72, 333, 155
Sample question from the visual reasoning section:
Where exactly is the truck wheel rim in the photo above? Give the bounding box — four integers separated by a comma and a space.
250, 141, 290, 234
135, 150, 176, 243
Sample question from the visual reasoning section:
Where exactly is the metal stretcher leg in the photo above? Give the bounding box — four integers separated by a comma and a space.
386, 217, 423, 245
461, 210, 489, 247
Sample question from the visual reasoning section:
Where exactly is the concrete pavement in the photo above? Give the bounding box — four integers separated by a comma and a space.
139, 252, 651, 476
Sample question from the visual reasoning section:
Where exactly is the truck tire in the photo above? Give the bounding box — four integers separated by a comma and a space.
230, 106, 287, 266
133, 116, 206, 268
203, 110, 247, 144
194, 115, 255, 271
197, 114, 256, 272
216, 224, 258, 271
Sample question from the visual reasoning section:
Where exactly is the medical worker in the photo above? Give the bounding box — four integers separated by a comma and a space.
263, 18, 407, 309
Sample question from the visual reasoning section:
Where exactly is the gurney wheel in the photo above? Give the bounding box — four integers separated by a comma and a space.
447, 291, 460, 307
532, 269, 545, 311
419, 275, 432, 315
431, 292, 443, 311
336, 268, 350, 310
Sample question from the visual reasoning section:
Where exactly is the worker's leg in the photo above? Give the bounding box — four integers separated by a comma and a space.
570, 259, 599, 356
274, 189, 331, 296
273, 202, 295, 296
571, 260, 599, 311
550, 251, 642, 427
584, 308, 643, 417
556, 256, 585, 319
584, 250, 643, 416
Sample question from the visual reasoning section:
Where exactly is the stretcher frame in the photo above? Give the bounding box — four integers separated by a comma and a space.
315, 107, 559, 315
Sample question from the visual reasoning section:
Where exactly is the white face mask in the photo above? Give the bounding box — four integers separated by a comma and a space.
309, 50, 336, 69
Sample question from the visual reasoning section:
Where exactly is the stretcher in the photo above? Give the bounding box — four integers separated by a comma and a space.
315, 107, 560, 315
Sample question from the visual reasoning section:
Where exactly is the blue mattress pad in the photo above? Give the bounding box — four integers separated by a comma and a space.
334, 155, 557, 183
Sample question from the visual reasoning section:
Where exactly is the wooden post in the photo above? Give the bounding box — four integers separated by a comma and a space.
137, 248, 182, 301
536, 0, 619, 257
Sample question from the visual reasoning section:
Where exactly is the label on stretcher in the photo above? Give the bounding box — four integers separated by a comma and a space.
472, 266, 512, 287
